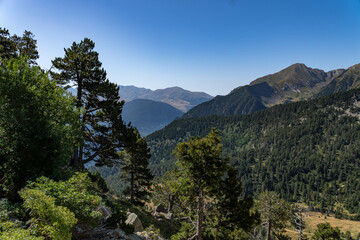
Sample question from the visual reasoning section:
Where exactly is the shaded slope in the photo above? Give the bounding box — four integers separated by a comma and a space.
182, 82, 273, 118
122, 99, 183, 136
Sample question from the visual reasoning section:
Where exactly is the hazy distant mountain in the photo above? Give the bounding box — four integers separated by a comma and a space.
122, 99, 183, 136
182, 63, 349, 118
119, 86, 213, 112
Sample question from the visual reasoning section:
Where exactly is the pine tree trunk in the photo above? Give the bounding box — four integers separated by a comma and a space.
266, 221, 271, 240
130, 172, 135, 204
196, 187, 204, 240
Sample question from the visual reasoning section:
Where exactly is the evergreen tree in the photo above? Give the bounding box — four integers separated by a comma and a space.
0, 28, 16, 60
51, 38, 129, 168
211, 166, 260, 239
173, 128, 228, 240
152, 168, 184, 213
121, 128, 153, 204
312, 223, 341, 240
255, 191, 290, 240
16, 30, 39, 64
0, 28, 38, 63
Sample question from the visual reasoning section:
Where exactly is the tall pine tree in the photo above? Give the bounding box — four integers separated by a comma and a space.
121, 128, 153, 204
51, 38, 129, 168
173, 128, 228, 240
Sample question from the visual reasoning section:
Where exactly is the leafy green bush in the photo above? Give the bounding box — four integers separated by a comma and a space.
0, 198, 25, 221
19, 189, 76, 240
0, 221, 43, 240
26, 172, 103, 224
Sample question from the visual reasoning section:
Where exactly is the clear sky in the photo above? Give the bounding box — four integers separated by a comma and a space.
1, 0, 360, 96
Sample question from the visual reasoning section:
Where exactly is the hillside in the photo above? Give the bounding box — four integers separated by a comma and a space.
122, 99, 183, 136
147, 88, 360, 218
119, 85, 213, 112
315, 63, 360, 98
182, 63, 348, 118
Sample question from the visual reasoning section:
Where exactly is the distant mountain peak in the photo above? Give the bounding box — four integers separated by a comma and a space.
183, 62, 358, 119
119, 85, 213, 112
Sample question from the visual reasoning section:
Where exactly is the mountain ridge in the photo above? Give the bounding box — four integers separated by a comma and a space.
119, 85, 213, 112
182, 63, 355, 118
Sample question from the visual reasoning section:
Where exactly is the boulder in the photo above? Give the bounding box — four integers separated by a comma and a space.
125, 212, 144, 232
127, 233, 145, 240
97, 204, 112, 221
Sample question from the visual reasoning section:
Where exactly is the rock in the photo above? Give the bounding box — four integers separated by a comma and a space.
127, 233, 145, 240
98, 204, 112, 221
125, 212, 144, 232
154, 204, 167, 214
108, 228, 126, 239
163, 212, 173, 220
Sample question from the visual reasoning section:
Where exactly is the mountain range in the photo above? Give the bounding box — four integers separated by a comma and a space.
119, 86, 213, 112
182, 63, 360, 118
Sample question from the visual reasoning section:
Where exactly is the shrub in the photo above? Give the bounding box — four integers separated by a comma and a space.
19, 188, 77, 240
26, 172, 103, 224
0, 221, 43, 240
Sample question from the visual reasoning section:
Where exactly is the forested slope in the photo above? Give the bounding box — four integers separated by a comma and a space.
148, 88, 360, 218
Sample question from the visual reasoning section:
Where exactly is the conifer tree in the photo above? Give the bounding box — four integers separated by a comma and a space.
16, 30, 39, 64
0, 28, 16, 60
0, 28, 38, 63
121, 128, 153, 204
255, 191, 290, 240
173, 128, 228, 240
51, 38, 129, 168
211, 166, 260, 239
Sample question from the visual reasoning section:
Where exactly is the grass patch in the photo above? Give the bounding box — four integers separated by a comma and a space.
286, 211, 360, 239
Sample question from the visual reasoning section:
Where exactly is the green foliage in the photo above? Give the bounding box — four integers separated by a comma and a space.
104, 200, 134, 234
0, 221, 43, 240
312, 223, 341, 240
255, 191, 291, 239
51, 37, 130, 168
171, 129, 257, 239
0, 28, 39, 63
0, 198, 25, 221
209, 166, 260, 239
148, 88, 360, 217
25, 172, 103, 224
88, 170, 109, 193
144, 224, 161, 239
170, 222, 195, 240
121, 128, 153, 203
19, 188, 77, 240
0, 57, 81, 200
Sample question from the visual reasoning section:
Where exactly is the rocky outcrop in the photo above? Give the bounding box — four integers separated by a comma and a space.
125, 212, 144, 232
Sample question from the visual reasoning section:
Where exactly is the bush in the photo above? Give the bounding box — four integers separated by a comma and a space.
0, 221, 43, 240
0, 198, 25, 221
19, 188, 77, 240
26, 172, 103, 224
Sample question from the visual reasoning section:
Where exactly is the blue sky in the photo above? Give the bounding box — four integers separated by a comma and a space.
1, 0, 360, 96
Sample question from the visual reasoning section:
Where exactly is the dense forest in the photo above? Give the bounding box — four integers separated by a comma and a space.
1, 26, 359, 240
148, 89, 360, 218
